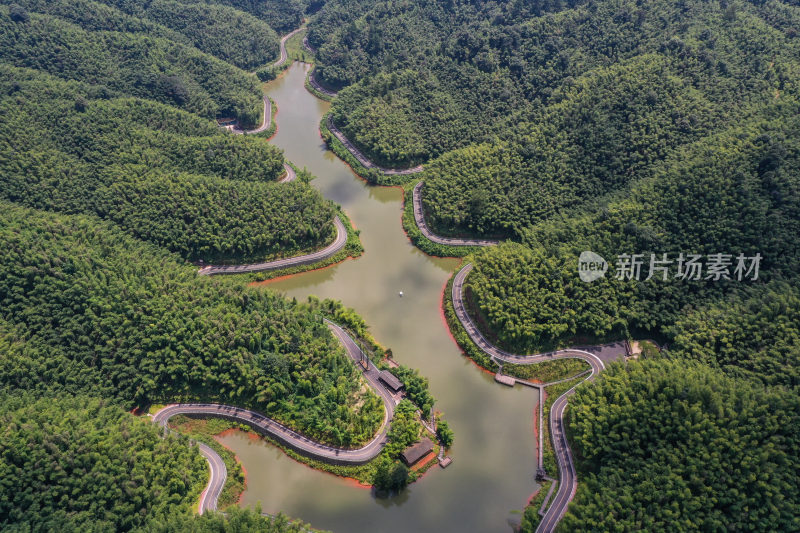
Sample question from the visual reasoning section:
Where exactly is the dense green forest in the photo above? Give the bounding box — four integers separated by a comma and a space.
0, 0, 281, 70
667, 283, 800, 388
0, 203, 383, 447
308, 1, 800, 528
0, 395, 206, 531
0, 0, 405, 529
463, 108, 800, 371
3, 0, 799, 529
181, 0, 307, 34
0, 396, 315, 531
0, 65, 337, 262
0, 6, 264, 123
90, 0, 280, 70
314, 0, 798, 178
153, 505, 318, 532
563, 359, 800, 531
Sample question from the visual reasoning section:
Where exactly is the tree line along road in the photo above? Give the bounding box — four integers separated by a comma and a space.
151, 321, 397, 511
451, 262, 628, 532
326, 115, 424, 176
197, 215, 347, 276
412, 181, 499, 247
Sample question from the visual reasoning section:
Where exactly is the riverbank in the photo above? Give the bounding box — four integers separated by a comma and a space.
229, 60, 542, 533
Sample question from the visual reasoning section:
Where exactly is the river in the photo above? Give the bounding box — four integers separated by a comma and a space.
216, 62, 541, 533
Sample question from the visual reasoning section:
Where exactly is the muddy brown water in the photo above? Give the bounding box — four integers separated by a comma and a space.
216, 62, 541, 533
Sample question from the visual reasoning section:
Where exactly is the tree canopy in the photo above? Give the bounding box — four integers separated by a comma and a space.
0, 203, 383, 447
0, 0, 391, 529
0, 394, 206, 531
564, 359, 800, 531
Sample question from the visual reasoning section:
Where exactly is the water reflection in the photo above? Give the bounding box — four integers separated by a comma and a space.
219, 62, 540, 533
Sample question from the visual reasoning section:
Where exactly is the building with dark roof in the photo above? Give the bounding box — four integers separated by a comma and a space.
379, 370, 404, 393
400, 438, 434, 466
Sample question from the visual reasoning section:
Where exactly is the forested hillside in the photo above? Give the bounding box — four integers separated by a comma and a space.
183, 0, 307, 34
0, 394, 311, 531
0, 395, 206, 531
308, 1, 800, 528
92, 0, 280, 69
463, 108, 800, 359
0, 1, 385, 530
0, 65, 335, 262
0, 6, 265, 123
314, 0, 799, 177
0, 203, 383, 447
564, 360, 800, 531
310, 0, 800, 368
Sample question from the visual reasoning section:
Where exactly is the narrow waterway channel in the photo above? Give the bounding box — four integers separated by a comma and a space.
216, 62, 541, 533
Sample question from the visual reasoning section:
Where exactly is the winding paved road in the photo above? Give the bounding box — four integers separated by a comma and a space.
195, 442, 227, 514
147, 416, 227, 514
152, 321, 396, 510
301, 46, 423, 177
197, 215, 347, 276
229, 95, 272, 135
201, 26, 614, 528
228, 27, 303, 135
412, 182, 499, 247
451, 262, 627, 532
273, 27, 305, 68
279, 162, 297, 183
327, 116, 424, 176
307, 68, 338, 99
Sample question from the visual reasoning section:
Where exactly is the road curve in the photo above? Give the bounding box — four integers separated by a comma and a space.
308, 68, 338, 98
537, 388, 580, 533
228, 26, 302, 135
152, 321, 396, 510
452, 264, 606, 372
452, 262, 617, 533
279, 162, 297, 183
230, 95, 272, 135
412, 182, 499, 247
327, 116, 424, 176
273, 27, 305, 68
197, 215, 347, 276
148, 417, 227, 514
195, 442, 227, 514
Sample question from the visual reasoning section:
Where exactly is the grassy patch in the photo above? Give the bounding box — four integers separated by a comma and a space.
147, 404, 167, 415
639, 339, 661, 358
520, 479, 555, 533
504, 358, 590, 384
286, 29, 312, 63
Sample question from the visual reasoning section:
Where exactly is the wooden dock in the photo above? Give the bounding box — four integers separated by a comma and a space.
494, 373, 516, 387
